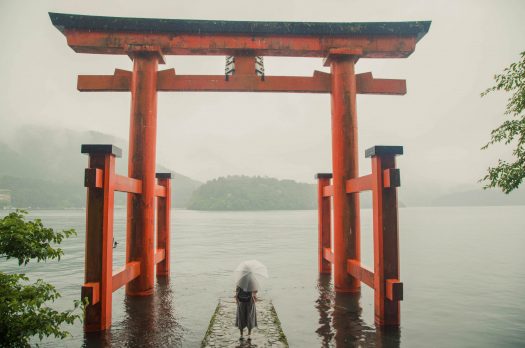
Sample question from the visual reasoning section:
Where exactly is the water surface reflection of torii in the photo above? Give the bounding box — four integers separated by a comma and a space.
316, 275, 401, 347
83, 278, 183, 347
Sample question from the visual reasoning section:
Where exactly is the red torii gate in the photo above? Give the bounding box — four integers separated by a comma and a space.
50, 12, 430, 331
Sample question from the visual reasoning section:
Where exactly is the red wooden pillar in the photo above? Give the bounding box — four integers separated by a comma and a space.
126, 47, 164, 296
367, 145, 403, 326
316, 173, 332, 274
326, 49, 362, 293
156, 173, 171, 276
81, 144, 121, 332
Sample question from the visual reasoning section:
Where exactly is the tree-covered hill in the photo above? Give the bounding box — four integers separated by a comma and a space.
187, 175, 317, 211
0, 176, 83, 209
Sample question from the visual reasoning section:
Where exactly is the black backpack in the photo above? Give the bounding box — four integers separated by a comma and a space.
237, 288, 252, 303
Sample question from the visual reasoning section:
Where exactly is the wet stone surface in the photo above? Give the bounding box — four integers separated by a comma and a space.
202, 298, 288, 348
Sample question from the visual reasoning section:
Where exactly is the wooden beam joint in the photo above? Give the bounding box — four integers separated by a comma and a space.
154, 184, 167, 197
322, 185, 334, 197
155, 248, 166, 264
78, 69, 131, 92
114, 175, 142, 194
81, 282, 100, 305
356, 72, 406, 95
383, 168, 401, 188
84, 168, 103, 188
345, 174, 372, 193
323, 247, 333, 263
111, 261, 141, 292
323, 48, 363, 66
386, 279, 403, 301
347, 259, 375, 289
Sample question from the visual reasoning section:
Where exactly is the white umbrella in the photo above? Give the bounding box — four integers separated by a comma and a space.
234, 260, 268, 292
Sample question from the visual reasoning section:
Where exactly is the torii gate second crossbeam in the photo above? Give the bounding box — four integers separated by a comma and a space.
50, 12, 430, 332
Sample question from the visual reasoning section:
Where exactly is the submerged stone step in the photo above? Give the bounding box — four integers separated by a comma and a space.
202, 298, 288, 348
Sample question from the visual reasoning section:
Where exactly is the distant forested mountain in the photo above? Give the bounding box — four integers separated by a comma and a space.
0, 126, 201, 208
0, 176, 83, 209
187, 175, 317, 210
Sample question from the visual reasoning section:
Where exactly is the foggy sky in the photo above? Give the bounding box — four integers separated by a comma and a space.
1, 0, 524, 204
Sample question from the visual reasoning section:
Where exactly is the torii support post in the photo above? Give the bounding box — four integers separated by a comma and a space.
317, 145, 404, 327
367, 145, 403, 327
156, 172, 172, 277
126, 47, 164, 296
326, 49, 361, 293
316, 173, 333, 274
79, 144, 172, 331
81, 144, 120, 332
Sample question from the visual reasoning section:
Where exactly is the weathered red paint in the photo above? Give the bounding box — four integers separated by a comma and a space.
83, 151, 116, 332
386, 279, 403, 302
81, 147, 173, 330
154, 184, 167, 197
156, 176, 171, 276
323, 247, 334, 264
371, 154, 402, 326
322, 185, 334, 197
64, 30, 418, 58
329, 52, 361, 293
81, 282, 100, 306
114, 175, 142, 194
126, 51, 161, 297
346, 174, 373, 194
112, 261, 141, 292
154, 248, 166, 264
347, 259, 374, 289
77, 69, 405, 95
316, 176, 332, 274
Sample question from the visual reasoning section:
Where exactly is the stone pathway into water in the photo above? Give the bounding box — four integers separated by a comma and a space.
201, 298, 288, 348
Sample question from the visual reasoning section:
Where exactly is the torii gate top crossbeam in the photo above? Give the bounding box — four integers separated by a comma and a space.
49, 13, 430, 58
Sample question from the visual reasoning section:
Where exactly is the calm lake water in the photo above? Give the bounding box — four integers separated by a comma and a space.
1, 206, 524, 347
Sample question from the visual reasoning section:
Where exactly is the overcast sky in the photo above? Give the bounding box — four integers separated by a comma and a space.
1, 0, 524, 202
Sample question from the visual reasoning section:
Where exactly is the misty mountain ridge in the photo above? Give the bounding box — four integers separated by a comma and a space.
0, 126, 201, 208
0, 126, 524, 209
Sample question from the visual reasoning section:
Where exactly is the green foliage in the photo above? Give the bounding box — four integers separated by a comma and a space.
0, 273, 82, 347
0, 210, 76, 265
0, 210, 82, 347
188, 175, 316, 211
481, 51, 525, 193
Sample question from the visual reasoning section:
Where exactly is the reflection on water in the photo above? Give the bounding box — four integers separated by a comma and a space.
84, 278, 183, 347
315, 275, 400, 347
2, 207, 524, 347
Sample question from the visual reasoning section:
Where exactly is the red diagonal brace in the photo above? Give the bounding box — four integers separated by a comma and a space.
78, 69, 131, 91
356, 72, 406, 95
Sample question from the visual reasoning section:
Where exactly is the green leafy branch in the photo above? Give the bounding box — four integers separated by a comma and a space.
481, 51, 525, 193
0, 210, 75, 265
0, 210, 83, 347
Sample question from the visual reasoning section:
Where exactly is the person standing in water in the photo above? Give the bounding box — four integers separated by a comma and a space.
235, 280, 257, 340
233, 260, 267, 340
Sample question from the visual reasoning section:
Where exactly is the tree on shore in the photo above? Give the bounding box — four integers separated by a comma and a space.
481, 51, 525, 193
0, 210, 83, 347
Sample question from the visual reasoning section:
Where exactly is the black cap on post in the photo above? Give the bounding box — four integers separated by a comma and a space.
365, 146, 403, 158
315, 173, 333, 179
81, 144, 122, 158
156, 172, 172, 179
